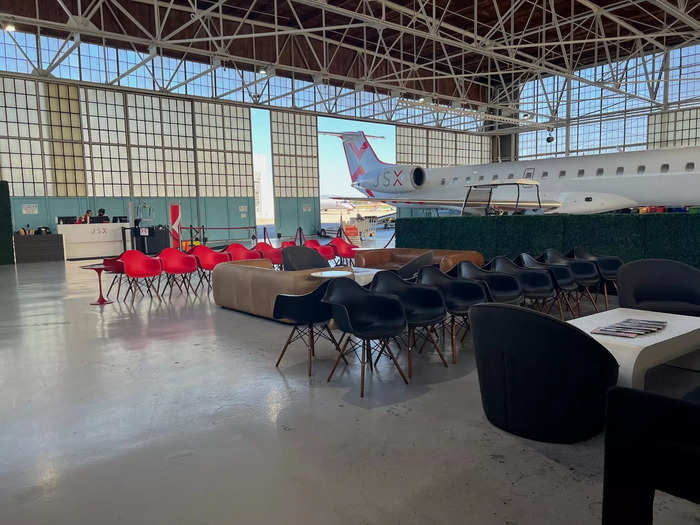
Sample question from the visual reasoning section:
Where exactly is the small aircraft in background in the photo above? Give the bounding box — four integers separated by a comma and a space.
320, 197, 355, 212
322, 131, 700, 215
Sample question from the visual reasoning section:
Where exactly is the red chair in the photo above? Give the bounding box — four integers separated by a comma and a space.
158, 248, 198, 299
281, 240, 297, 249
254, 242, 283, 267
304, 239, 336, 261
103, 253, 126, 300
329, 237, 358, 266
225, 243, 262, 261
119, 250, 163, 302
191, 245, 231, 292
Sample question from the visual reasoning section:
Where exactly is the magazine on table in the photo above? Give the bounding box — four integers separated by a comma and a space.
591, 318, 667, 338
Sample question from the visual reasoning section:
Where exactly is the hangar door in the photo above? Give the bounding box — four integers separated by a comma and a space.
270, 110, 320, 237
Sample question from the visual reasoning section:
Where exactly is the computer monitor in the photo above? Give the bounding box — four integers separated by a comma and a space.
112, 216, 128, 223
57, 216, 76, 225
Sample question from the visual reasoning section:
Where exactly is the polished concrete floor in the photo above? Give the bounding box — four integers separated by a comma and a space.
1, 261, 698, 525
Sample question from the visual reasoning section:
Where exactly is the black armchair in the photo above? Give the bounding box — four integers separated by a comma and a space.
484, 256, 556, 310
567, 247, 623, 308
273, 281, 344, 376
617, 258, 700, 316
282, 246, 330, 271
322, 277, 408, 397
515, 252, 578, 318
542, 249, 601, 314
470, 303, 618, 443
396, 250, 434, 281
458, 261, 523, 305
370, 270, 448, 377
418, 266, 489, 364
602, 387, 700, 524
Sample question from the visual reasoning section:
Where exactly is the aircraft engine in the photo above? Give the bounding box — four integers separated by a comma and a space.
355, 166, 426, 194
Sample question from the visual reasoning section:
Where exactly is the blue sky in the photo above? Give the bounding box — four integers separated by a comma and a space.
250, 109, 396, 198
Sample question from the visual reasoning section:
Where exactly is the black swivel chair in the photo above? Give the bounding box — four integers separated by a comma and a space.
484, 256, 556, 311
396, 251, 434, 281
602, 387, 700, 524
282, 246, 330, 271
515, 252, 578, 319
617, 258, 700, 316
458, 261, 523, 305
418, 266, 489, 364
273, 281, 344, 376
323, 278, 408, 397
370, 270, 448, 377
542, 249, 601, 314
567, 247, 623, 308
470, 303, 619, 443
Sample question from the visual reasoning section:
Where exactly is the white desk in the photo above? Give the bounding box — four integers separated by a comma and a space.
568, 308, 700, 388
352, 267, 382, 286
57, 223, 129, 260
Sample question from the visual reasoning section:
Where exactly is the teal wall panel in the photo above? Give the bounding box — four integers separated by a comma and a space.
274, 197, 321, 238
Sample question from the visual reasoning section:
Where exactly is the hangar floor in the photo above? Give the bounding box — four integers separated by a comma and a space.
0, 261, 698, 524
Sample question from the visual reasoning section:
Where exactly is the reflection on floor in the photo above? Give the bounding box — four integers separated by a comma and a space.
0, 261, 698, 524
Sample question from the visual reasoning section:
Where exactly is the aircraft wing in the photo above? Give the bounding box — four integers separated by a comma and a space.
329, 194, 560, 212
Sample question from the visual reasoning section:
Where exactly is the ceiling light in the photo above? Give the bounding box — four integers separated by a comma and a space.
259, 68, 267, 75
4, 23, 16, 32
418, 97, 425, 103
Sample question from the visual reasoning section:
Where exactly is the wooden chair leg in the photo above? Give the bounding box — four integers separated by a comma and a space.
451, 315, 457, 364
381, 340, 409, 385
425, 327, 448, 368
360, 339, 367, 398
308, 323, 314, 376
407, 327, 414, 378
276, 326, 297, 367
324, 325, 348, 365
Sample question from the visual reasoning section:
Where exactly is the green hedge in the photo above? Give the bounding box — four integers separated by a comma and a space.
396, 213, 700, 266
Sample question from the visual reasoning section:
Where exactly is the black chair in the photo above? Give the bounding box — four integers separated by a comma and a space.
322, 278, 408, 397
418, 266, 489, 364
458, 261, 523, 305
273, 281, 344, 376
282, 246, 330, 271
484, 256, 556, 312
396, 251, 434, 281
602, 387, 700, 524
617, 258, 700, 316
470, 303, 619, 443
370, 270, 448, 377
515, 252, 578, 319
567, 247, 623, 308
542, 249, 601, 314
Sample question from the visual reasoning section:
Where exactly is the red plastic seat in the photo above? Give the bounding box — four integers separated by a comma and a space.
281, 241, 297, 249
119, 250, 163, 302
254, 242, 283, 266
329, 237, 358, 265
191, 245, 231, 292
158, 248, 198, 298
225, 243, 262, 261
304, 239, 336, 261
103, 253, 126, 300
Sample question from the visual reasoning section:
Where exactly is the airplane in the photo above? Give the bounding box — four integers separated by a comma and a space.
320, 197, 355, 211
322, 131, 700, 214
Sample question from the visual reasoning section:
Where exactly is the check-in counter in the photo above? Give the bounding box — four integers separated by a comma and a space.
56, 223, 130, 260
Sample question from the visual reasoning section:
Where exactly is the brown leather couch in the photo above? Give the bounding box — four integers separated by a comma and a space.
355, 248, 484, 273
212, 259, 353, 322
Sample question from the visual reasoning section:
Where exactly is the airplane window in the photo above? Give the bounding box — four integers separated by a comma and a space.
577, 169, 585, 177
585, 197, 592, 202
465, 176, 471, 181
542, 171, 548, 178
596, 168, 604, 176
616, 167, 624, 175
440, 178, 446, 185
478, 175, 484, 181
452, 177, 459, 183
686, 162, 695, 171
492, 175, 498, 180
507, 173, 514, 179
637, 165, 645, 174
558, 170, 566, 178
661, 163, 669, 173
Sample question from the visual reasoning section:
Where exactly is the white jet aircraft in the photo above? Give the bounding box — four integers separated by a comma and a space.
324, 131, 700, 214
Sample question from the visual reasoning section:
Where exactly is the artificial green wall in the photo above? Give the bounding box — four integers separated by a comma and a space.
396, 214, 700, 266
0, 182, 13, 265
9, 196, 256, 242
274, 197, 321, 238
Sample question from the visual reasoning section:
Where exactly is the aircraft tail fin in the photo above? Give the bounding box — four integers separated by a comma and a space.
320, 131, 386, 182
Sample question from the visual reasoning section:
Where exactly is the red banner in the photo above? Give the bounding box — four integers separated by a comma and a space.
169, 203, 181, 248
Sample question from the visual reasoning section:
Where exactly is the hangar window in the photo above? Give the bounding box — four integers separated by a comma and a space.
507, 173, 514, 179
577, 169, 585, 177
686, 162, 695, 171
596, 168, 604, 176
558, 170, 566, 178
637, 165, 645, 174
661, 163, 669, 173
616, 167, 624, 175
541, 171, 548, 178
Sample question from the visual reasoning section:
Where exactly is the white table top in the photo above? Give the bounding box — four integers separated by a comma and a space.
352, 267, 382, 286
310, 270, 353, 279
568, 308, 700, 388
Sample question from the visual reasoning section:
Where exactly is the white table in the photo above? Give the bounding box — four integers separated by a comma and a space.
568, 308, 700, 388
352, 267, 382, 286
309, 270, 353, 280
